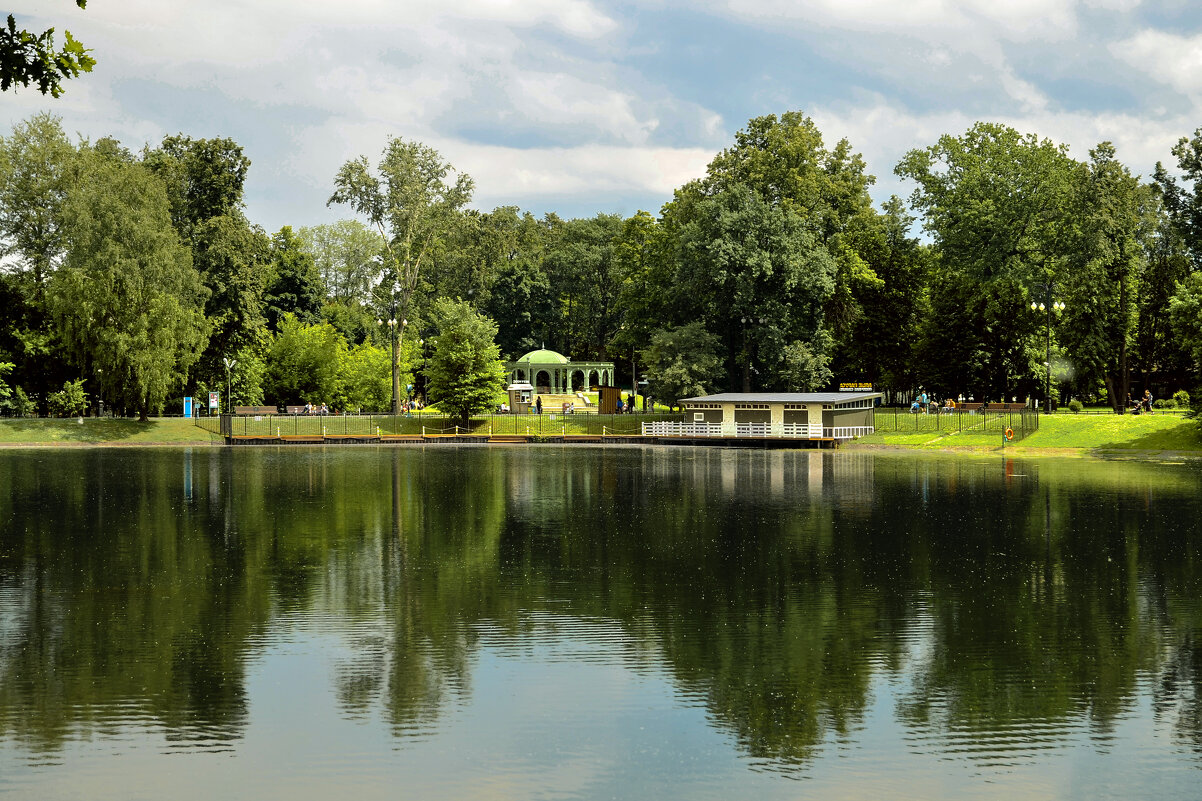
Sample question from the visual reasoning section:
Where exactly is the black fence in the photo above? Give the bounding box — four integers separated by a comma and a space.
204, 412, 685, 438
876, 407, 1040, 441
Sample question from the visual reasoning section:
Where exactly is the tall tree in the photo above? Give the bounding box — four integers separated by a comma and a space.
328, 137, 473, 414
838, 197, 930, 394
542, 214, 624, 361
702, 111, 882, 354
263, 226, 324, 331
641, 322, 722, 408
476, 208, 556, 358
49, 149, 208, 420
1, 1, 94, 97
144, 134, 264, 391
1058, 143, 1151, 411
296, 219, 382, 306
189, 214, 271, 382
673, 181, 835, 391
143, 135, 251, 242
423, 298, 506, 427
897, 122, 1075, 399
0, 113, 78, 410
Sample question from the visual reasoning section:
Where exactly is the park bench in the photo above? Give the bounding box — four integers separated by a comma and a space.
234, 405, 277, 415
957, 403, 983, 413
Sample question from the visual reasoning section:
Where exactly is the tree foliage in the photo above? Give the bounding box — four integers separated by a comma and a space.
50, 150, 208, 419
424, 299, 506, 425
641, 322, 723, 407
0, 1, 94, 98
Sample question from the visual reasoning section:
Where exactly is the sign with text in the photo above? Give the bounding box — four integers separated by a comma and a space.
209, 392, 220, 410
839, 382, 873, 392
183, 396, 193, 417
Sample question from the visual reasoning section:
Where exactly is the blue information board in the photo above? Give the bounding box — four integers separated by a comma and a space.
183, 396, 193, 417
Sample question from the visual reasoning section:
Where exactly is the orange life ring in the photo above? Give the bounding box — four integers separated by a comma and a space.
1004, 428, 1014, 441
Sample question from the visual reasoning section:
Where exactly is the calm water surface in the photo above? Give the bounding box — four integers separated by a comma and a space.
1, 446, 1201, 799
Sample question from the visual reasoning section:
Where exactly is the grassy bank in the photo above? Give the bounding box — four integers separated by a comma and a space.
852, 412, 1202, 455
3, 411, 1199, 457
0, 417, 224, 445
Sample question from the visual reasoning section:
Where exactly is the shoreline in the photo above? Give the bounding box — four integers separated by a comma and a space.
1, 438, 1200, 463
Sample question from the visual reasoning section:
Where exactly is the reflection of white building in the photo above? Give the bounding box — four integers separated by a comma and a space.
505, 349, 615, 394
645, 392, 882, 440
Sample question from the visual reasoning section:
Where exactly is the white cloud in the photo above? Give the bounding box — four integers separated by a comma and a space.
290, 117, 712, 211
808, 98, 1184, 213
1112, 29, 1202, 97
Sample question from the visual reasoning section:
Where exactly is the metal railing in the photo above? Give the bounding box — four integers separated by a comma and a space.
205, 412, 684, 438
876, 407, 1040, 440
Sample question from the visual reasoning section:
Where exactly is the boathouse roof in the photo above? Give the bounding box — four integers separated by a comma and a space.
681, 392, 883, 404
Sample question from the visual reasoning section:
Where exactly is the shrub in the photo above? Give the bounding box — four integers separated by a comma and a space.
47, 379, 88, 418
1173, 389, 1191, 408
1153, 398, 1177, 409
11, 387, 35, 418
1067, 399, 1083, 414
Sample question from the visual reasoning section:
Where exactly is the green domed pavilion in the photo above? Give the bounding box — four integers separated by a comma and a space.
506, 348, 614, 394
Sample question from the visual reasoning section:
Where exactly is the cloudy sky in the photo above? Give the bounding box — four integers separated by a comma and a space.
5, 0, 1202, 232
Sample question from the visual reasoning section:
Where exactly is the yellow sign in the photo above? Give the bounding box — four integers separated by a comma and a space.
839, 382, 873, 392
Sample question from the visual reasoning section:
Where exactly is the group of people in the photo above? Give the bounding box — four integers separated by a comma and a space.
1129, 389, 1156, 414
301, 402, 330, 415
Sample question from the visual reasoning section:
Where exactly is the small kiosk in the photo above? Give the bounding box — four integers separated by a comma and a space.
507, 382, 534, 414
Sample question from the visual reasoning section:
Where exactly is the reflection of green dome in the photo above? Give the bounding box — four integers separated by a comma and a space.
516, 349, 569, 364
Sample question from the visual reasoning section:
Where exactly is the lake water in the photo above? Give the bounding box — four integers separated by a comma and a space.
1, 446, 1201, 800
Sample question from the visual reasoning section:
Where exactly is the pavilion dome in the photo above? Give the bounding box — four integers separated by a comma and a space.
515, 348, 569, 364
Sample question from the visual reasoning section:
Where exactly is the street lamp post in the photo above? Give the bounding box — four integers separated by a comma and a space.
223, 356, 237, 414
377, 316, 400, 415
1030, 287, 1065, 413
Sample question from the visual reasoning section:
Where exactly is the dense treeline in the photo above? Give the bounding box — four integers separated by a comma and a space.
3, 110, 1202, 417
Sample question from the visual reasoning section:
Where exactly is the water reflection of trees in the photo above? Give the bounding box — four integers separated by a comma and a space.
2, 448, 1202, 767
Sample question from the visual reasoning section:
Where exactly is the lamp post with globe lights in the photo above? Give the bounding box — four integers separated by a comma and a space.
1030, 285, 1065, 413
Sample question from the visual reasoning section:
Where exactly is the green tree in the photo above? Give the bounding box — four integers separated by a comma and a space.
477, 208, 556, 358
264, 313, 344, 405
0, 1, 93, 97
1058, 143, 1151, 412
702, 111, 883, 355
423, 299, 506, 426
641, 322, 723, 408
189, 214, 271, 384
674, 181, 835, 391
839, 197, 930, 395
143, 135, 251, 242
335, 342, 393, 413
541, 214, 624, 360
0, 361, 13, 414
144, 135, 266, 393
45, 377, 86, 417
1136, 212, 1193, 394
49, 150, 208, 420
0, 113, 78, 410
896, 122, 1076, 398
264, 226, 324, 331
296, 219, 381, 306
329, 137, 474, 414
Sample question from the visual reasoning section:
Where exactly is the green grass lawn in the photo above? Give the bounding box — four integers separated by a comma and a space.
858, 412, 1202, 452
0, 417, 224, 445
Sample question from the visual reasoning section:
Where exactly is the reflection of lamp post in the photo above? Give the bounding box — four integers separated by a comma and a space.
222, 356, 237, 414
1030, 286, 1065, 413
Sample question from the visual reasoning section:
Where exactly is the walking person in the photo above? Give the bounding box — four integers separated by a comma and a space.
535, 396, 542, 415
